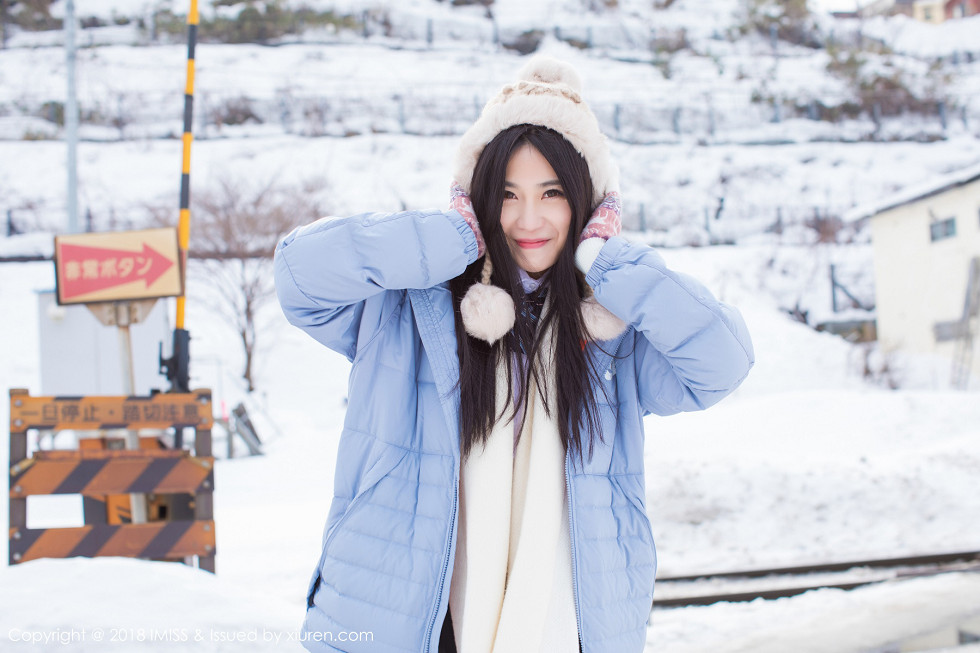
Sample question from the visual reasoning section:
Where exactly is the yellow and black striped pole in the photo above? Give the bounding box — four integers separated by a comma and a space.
169, 0, 198, 392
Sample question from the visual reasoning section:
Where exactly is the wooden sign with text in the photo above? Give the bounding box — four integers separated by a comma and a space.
54, 228, 183, 305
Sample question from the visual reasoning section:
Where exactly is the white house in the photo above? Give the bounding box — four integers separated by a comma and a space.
847, 162, 980, 388
913, 0, 947, 22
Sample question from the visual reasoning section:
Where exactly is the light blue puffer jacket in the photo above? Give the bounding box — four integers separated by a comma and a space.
274, 208, 754, 653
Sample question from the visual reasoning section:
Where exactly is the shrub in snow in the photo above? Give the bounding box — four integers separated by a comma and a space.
854, 342, 903, 389
741, 0, 824, 48
500, 29, 544, 55
6, 0, 62, 31
209, 96, 263, 128
826, 42, 953, 121
146, 175, 326, 392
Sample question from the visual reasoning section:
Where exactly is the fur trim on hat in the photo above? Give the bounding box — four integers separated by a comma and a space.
453, 56, 619, 207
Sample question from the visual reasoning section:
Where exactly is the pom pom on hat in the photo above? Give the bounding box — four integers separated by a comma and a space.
517, 56, 583, 92
581, 295, 627, 342
460, 254, 516, 344
461, 284, 516, 344
460, 252, 627, 345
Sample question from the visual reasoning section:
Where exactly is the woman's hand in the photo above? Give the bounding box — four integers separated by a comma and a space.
450, 182, 486, 257
576, 191, 621, 274
580, 191, 621, 242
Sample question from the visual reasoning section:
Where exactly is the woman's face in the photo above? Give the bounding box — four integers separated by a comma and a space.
499, 144, 572, 279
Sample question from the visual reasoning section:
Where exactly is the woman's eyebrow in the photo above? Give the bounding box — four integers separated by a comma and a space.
503, 179, 562, 188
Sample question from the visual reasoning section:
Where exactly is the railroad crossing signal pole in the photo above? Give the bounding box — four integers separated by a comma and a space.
163, 0, 199, 393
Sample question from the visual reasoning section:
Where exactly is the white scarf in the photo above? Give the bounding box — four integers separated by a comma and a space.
449, 291, 579, 653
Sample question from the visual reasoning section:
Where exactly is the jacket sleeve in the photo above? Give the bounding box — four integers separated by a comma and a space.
584, 237, 754, 417
274, 208, 479, 361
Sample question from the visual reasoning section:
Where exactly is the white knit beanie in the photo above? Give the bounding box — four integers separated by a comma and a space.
456, 56, 626, 345
454, 55, 619, 207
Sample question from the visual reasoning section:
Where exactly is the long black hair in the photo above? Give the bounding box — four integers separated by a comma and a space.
450, 124, 607, 464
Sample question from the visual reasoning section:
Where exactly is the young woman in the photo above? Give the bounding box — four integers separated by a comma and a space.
275, 57, 754, 653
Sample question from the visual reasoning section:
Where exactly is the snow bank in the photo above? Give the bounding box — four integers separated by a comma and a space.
648, 572, 980, 653
0, 557, 303, 652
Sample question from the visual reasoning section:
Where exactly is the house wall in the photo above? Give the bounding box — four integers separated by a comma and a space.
914, 0, 947, 22
945, 0, 980, 18
871, 178, 980, 378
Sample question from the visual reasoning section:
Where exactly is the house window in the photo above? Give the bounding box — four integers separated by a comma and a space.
930, 217, 956, 241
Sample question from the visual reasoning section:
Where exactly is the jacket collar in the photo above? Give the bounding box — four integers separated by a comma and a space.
408, 286, 462, 460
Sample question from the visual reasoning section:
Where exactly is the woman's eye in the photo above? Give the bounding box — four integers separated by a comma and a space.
503, 190, 516, 200
544, 188, 565, 198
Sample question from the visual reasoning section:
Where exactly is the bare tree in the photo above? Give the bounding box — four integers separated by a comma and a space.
150, 175, 325, 392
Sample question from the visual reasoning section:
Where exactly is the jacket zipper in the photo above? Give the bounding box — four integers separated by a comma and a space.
571, 330, 630, 650
423, 474, 458, 653
410, 288, 463, 653
565, 452, 584, 649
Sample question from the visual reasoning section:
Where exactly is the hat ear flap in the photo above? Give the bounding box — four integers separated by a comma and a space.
460, 255, 516, 344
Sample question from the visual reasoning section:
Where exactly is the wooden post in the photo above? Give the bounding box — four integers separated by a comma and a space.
9, 390, 28, 565
195, 419, 215, 573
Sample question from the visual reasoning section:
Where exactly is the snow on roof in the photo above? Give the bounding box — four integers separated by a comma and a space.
810, 0, 859, 13
809, 0, 874, 14
844, 160, 980, 222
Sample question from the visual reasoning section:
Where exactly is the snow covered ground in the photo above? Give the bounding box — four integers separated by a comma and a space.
2, 1, 980, 651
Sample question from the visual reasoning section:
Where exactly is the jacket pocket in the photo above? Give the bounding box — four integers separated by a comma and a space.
613, 474, 657, 593
619, 475, 655, 544
306, 444, 410, 609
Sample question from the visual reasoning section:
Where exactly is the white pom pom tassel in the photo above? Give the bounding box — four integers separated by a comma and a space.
581, 295, 627, 341
460, 255, 516, 344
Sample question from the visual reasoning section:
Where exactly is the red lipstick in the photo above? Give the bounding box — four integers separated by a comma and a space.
516, 239, 549, 249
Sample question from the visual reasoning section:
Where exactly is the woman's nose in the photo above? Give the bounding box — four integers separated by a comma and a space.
515, 199, 544, 230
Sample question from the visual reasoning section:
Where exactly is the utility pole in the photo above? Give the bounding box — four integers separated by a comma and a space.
2, 0, 8, 50
65, 0, 79, 233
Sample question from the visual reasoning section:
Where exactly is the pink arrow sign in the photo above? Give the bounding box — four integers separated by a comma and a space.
58, 242, 175, 301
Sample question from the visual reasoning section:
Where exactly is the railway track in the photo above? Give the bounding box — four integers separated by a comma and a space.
652, 549, 980, 608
